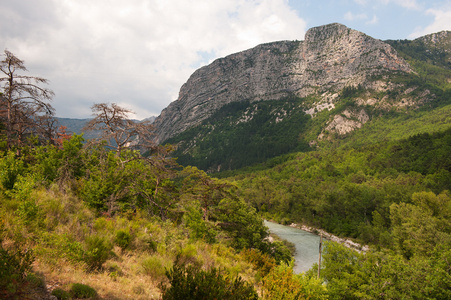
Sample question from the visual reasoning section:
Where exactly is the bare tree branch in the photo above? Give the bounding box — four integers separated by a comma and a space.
83, 102, 156, 156
0, 49, 55, 150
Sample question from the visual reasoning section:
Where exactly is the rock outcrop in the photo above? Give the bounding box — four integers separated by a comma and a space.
153, 23, 412, 143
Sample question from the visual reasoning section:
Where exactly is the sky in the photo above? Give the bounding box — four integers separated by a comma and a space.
1, 0, 450, 120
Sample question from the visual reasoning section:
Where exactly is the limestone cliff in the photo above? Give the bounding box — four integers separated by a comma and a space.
153, 23, 412, 143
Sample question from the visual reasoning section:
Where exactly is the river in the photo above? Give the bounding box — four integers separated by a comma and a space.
264, 220, 321, 274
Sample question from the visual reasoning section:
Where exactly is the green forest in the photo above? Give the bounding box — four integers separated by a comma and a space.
1, 31, 451, 299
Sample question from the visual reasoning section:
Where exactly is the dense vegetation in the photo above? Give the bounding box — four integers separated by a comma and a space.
0, 133, 305, 298
165, 97, 311, 172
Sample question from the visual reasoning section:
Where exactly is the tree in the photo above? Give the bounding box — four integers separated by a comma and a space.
83, 103, 155, 156
181, 166, 230, 221
0, 49, 55, 150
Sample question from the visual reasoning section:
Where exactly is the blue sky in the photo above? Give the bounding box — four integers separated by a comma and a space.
289, 0, 450, 40
1, 0, 450, 119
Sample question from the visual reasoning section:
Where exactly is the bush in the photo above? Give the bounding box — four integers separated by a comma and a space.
241, 248, 276, 277
25, 272, 46, 289
261, 263, 327, 300
141, 255, 172, 280
70, 283, 98, 299
114, 229, 132, 251
51, 288, 71, 300
159, 263, 258, 300
0, 151, 24, 190
0, 236, 34, 299
83, 235, 113, 271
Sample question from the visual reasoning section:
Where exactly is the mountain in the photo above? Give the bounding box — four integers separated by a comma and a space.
152, 23, 450, 172
56, 116, 156, 141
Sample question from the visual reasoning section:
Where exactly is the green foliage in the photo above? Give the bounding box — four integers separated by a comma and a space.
387, 37, 451, 88
31, 134, 86, 184
8, 175, 40, 225
0, 223, 34, 299
51, 288, 71, 300
141, 255, 173, 280
0, 151, 25, 190
320, 241, 451, 299
25, 272, 46, 289
390, 191, 451, 258
234, 126, 451, 240
114, 229, 132, 251
166, 97, 311, 171
83, 235, 113, 271
183, 205, 217, 243
262, 262, 327, 300
70, 283, 98, 299
241, 248, 276, 277
215, 196, 269, 251
159, 263, 258, 300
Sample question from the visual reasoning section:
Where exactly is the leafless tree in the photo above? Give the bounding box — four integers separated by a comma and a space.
0, 49, 55, 149
83, 103, 156, 156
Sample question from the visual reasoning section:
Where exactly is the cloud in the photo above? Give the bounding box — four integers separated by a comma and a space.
366, 15, 379, 25
355, 0, 421, 10
344, 11, 378, 25
408, 5, 451, 38
344, 11, 368, 21
0, 0, 306, 119
382, 0, 421, 10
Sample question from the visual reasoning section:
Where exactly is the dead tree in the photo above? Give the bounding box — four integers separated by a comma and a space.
0, 49, 55, 150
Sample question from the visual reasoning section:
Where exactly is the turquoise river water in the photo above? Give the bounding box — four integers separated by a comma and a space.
264, 220, 321, 274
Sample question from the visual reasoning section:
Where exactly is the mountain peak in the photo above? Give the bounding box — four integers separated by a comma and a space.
304, 23, 351, 42
153, 24, 412, 144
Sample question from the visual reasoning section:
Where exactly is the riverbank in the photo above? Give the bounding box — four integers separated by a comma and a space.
288, 223, 369, 253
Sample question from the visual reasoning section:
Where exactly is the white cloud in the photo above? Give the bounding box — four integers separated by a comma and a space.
366, 15, 379, 25
392, 0, 421, 10
408, 5, 451, 38
378, 0, 421, 10
355, 0, 421, 10
344, 11, 368, 21
353, 0, 368, 5
344, 11, 378, 25
0, 0, 306, 119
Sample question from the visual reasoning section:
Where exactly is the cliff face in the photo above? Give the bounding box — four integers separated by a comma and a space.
153, 23, 412, 143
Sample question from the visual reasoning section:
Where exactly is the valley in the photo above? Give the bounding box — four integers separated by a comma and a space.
1, 23, 450, 299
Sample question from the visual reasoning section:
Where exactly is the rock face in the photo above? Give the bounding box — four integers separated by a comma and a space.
153, 23, 412, 143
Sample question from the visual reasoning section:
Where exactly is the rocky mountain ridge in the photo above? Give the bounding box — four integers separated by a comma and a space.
153, 23, 413, 143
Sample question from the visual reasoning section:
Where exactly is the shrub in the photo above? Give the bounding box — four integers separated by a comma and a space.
183, 206, 217, 243
83, 235, 113, 271
114, 229, 132, 251
159, 263, 258, 300
0, 217, 34, 299
51, 288, 71, 300
177, 243, 201, 267
70, 283, 98, 299
241, 248, 276, 277
141, 255, 172, 280
261, 263, 328, 300
0, 151, 24, 190
25, 272, 46, 289
0, 241, 34, 299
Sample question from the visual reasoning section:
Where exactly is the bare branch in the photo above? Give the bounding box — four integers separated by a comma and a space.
83, 102, 156, 156
0, 49, 55, 150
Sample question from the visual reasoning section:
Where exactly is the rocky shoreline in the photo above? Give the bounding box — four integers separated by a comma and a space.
288, 223, 370, 253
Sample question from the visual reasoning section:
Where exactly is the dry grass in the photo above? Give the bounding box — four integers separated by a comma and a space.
34, 248, 163, 299
2, 186, 259, 299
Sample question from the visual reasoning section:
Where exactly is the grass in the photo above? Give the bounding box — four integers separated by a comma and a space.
0, 184, 258, 299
